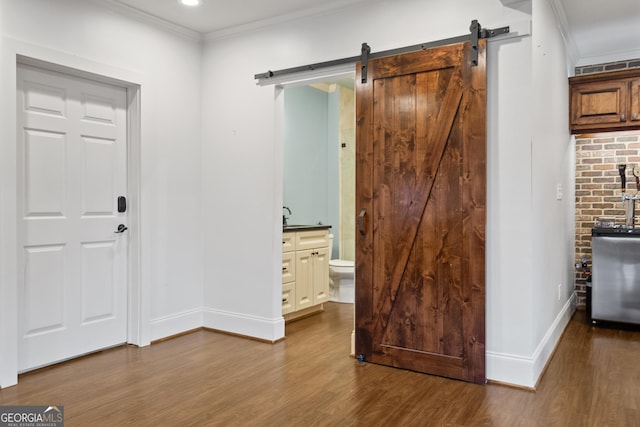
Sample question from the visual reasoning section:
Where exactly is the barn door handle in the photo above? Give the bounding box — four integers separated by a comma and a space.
358, 208, 367, 236
114, 224, 128, 233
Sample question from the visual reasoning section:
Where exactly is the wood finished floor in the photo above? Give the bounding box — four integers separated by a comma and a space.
1, 303, 640, 426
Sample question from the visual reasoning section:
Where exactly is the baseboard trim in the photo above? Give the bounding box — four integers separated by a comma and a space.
203, 308, 285, 343
531, 293, 577, 388
486, 293, 576, 388
149, 308, 203, 342
486, 349, 537, 388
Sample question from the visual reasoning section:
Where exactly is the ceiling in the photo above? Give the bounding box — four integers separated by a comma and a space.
104, 0, 640, 65
105, 0, 370, 34
555, 0, 640, 65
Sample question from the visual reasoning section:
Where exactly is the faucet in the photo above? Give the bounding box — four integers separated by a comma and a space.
619, 164, 640, 228
283, 206, 292, 226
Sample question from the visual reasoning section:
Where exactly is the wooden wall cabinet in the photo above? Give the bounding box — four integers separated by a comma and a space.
282, 228, 330, 320
569, 69, 640, 134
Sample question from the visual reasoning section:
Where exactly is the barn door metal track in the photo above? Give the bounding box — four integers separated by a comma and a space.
254, 20, 509, 83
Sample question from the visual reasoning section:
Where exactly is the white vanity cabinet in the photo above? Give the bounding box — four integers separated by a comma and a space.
281, 232, 296, 315
282, 228, 330, 320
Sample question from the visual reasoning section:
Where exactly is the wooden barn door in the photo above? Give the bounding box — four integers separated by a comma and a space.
355, 40, 486, 384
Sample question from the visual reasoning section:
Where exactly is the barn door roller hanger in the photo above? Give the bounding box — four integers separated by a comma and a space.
254, 20, 509, 84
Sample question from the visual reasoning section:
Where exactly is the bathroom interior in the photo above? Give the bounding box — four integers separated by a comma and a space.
282, 74, 356, 322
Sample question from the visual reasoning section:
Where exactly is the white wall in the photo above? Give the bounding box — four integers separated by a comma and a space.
283, 86, 330, 226
0, 0, 577, 389
485, 33, 536, 381
0, 0, 203, 387
201, 0, 559, 385
485, 0, 576, 388
529, 0, 575, 383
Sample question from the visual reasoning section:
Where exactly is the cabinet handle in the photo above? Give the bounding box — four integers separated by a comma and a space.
282, 266, 287, 271
282, 298, 287, 303
633, 112, 639, 121
621, 113, 626, 122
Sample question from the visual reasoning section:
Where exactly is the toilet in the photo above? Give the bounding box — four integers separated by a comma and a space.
328, 234, 355, 303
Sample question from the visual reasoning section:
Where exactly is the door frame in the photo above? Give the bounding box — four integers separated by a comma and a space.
0, 40, 146, 387
270, 64, 355, 328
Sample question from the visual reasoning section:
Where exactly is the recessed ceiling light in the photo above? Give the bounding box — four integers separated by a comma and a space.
180, 0, 201, 6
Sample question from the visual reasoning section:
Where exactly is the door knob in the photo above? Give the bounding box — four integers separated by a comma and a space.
114, 224, 128, 233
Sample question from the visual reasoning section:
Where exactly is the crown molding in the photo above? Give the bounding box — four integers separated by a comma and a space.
546, 0, 579, 66
90, 0, 203, 42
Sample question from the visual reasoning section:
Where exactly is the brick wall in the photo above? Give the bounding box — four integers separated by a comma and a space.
575, 58, 640, 76
575, 133, 640, 305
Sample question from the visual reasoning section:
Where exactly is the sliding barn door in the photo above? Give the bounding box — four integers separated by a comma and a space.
355, 40, 486, 384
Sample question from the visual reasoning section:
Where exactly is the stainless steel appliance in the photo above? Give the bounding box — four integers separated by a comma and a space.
591, 227, 640, 325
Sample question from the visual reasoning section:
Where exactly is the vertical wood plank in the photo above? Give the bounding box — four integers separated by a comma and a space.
461, 39, 487, 383
355, 59, 374, 359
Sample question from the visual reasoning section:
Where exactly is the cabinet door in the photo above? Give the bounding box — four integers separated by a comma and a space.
570, 79, 628, 131
631, 78, 640, 124
295, 250, 314, 310
313, 247, 330, 304
296, 230, 329, 251
282, 232, 296, 252
282, 251, 295, 284
282, 282, 296, 315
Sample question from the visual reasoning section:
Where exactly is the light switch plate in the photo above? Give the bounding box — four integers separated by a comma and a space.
556, 183, 563, 200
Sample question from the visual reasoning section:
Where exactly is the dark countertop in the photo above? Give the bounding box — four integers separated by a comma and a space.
283, 224, 331, 232
592, 227, 640, 236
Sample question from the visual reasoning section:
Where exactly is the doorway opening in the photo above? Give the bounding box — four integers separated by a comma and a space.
574, 130, 640, 312
282, 77, 356, 264
277, 71, 356, 340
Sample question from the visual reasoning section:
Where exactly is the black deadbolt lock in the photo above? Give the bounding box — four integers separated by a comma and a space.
118, 196, 127, 213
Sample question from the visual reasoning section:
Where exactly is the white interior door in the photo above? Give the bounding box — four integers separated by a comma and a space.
17, 64, 128, 372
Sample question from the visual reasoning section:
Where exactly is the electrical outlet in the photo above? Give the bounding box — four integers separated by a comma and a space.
558, 283, 562, 301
